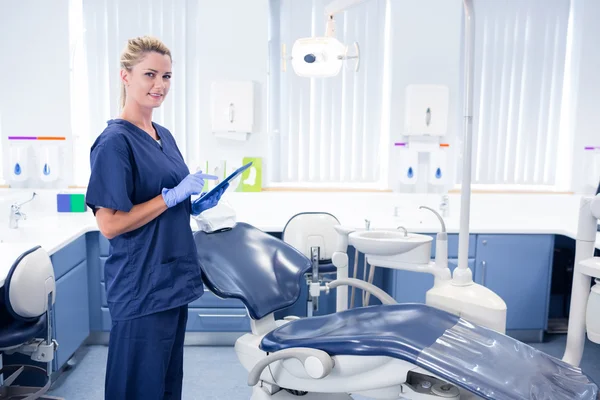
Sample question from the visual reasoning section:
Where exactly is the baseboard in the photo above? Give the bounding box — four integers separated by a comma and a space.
506, 329, 545, 343
85, 331, 244, 346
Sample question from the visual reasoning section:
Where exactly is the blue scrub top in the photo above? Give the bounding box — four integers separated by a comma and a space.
85, 119, 204, 321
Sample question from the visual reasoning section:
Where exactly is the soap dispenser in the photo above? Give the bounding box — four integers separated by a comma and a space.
9, 144, 30, 182
38, 145, 60, 182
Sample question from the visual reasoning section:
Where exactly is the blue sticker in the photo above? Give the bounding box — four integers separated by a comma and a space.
408, 167, 414, 179
43, 164, 51, 176
14, 163, 21, 175
436, 168, 442, 179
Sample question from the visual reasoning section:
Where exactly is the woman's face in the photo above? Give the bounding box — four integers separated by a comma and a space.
122, 51, 172, 109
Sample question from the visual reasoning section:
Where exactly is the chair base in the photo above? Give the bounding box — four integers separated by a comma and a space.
251, 385, 352, 400
0, 386, 64, 400
0, 365, 63, 400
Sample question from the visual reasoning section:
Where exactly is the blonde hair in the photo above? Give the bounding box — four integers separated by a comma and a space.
119, 36, 172, 110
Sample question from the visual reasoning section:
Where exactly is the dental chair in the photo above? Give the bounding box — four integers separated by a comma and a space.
282, 212, 340, 317
194, 223, 598, 400
0, 246, 61, 400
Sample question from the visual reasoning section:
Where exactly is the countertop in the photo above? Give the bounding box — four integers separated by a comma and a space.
0, 190, 599, 287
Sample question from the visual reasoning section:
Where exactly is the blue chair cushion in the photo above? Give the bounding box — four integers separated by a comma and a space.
261, 303, 458, 359
261, 303, 598, 400
194, 223, 312, 320
0, 311, 46, 349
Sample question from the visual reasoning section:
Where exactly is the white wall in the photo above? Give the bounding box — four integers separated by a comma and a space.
0, 0, 72, 186
187, 0, 270, 177
387, 0, 463, 192
0, 0, 269, 187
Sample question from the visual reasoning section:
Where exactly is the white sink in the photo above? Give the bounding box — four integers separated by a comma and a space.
349, 230, 432, 256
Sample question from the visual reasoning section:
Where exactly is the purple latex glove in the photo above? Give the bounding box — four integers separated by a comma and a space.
191, 183, 229, 216
162, 171, 218, 208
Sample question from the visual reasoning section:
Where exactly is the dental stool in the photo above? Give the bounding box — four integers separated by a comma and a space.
194, 223, 598, 400
0, 246, 61, 400
282, 212, 340, 317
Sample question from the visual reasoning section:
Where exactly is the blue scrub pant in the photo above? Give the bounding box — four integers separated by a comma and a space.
105, 305, 188, 400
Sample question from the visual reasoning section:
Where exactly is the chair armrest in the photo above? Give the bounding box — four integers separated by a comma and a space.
248, 347, 334, 386
327, 278, 397, 305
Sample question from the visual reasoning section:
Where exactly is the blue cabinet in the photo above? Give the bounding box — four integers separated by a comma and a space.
95, 234, 251, 333
48, 234, 90, 371
475, 235, 554, 336
53, 259, 90, 370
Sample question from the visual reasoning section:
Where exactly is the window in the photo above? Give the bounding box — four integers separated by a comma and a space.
268, 0, 391, 188
465, 0, 573, 188
69, 0, 199, 186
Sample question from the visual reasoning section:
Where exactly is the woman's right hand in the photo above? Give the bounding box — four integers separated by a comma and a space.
162, 170, 218, 208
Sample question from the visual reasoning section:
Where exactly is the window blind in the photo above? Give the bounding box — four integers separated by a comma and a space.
269, 0, 390, 185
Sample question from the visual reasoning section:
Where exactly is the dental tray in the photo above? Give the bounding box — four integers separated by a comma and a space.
194, 161, 253, 202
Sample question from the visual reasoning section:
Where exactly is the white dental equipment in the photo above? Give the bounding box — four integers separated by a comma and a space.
289, 0, 364, 77
562, 194, 600, 366
328, 0, 507, 333
282, 213, 341, 317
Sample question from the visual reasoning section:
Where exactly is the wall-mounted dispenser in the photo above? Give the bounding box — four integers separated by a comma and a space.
396, 144, 418, 185
9, 144, 30, 182
5, 136, 69, 188
210, 81, 258, 141
37, 145, 60, 183
428, 148, 448, 186
405, 84, 449, 137
395, 84, 451, 193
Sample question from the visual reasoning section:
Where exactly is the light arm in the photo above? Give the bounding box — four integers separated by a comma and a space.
324, 0, 369, 17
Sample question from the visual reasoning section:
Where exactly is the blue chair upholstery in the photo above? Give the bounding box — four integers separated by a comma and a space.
260, 304, 458, 359
194, 223, 312, 320
0, 307, 46, 349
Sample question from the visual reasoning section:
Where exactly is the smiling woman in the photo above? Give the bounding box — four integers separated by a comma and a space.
84, 35, 223, 400
118, 37, 172, 119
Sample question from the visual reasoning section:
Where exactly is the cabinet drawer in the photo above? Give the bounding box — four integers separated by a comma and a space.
99, 235, 110, 256
188, 291, 244, 308
101, 307, 112, 331
100, 282, 107, 306
99, 256, 107, 282
187, 308, 250, 332
51, 235, 87, 280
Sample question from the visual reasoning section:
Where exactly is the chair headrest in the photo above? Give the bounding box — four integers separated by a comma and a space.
282, 212, 340, 260
194, 223, 312, 320
5, 246, 56, 321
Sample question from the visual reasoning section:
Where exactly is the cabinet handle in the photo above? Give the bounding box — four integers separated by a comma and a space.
197, 314, 247, 318
481, 261, 487, 286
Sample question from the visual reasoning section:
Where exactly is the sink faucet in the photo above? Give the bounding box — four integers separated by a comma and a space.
9, 192, 36, 229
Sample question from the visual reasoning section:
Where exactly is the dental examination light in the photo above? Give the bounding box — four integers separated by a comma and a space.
289, 0, 364, 77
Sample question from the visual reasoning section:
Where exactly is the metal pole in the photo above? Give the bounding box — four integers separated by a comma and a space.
455, 0, 476, 284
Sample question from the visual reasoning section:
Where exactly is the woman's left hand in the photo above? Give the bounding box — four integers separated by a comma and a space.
191, 183, 229, 215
